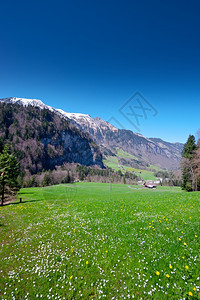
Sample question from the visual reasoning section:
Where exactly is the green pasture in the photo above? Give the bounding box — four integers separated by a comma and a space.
0, 182, 199, 299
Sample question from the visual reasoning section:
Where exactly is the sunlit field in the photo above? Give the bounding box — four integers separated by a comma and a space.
0, 183, 199, 299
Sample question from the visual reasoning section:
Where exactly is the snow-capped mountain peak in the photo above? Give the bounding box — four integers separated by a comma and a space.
0, 97, 118, 133
0, 97, 54, 112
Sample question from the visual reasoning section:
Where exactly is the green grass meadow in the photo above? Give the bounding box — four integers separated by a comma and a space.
0, 183, 200, 299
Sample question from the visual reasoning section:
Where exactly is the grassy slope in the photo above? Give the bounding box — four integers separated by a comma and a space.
0, 182, 199, 299
103, 147, 163, 180
103, 156, 158, 180
116, 148, 139, 161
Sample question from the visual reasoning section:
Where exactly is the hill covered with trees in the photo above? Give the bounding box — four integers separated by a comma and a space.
0, 103, 104, 175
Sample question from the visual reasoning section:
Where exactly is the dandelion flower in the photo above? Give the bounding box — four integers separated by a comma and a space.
185, 265, 189, 270
184, 242, 187, 246
193, 287, 196, 291
188, 291, 193, 296
70, 276, 73, 279
166, 274, 170, 278
86, 261, 89, 265
169, 265, 173, 269
195, 235, 197, 238
178, 238, 181, 241
156, 271, 160, 276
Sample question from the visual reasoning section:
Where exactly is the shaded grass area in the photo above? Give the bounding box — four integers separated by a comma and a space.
0, 183, 200, 299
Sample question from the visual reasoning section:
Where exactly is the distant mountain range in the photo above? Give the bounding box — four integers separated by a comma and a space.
0, 97, 184, 171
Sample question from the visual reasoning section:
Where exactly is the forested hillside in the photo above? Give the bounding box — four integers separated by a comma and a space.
0, 103, 103, 174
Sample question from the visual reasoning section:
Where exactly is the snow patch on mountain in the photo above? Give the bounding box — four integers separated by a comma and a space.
56, 109, 118, 132
0, 97, 54, 112
56, 108, 91, 121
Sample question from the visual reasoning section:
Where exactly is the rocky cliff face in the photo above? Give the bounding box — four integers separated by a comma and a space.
0, 102, 103, 173
62, 112, 183, 170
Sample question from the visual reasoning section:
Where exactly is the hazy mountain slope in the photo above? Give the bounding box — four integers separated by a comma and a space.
63, 112, 183, 170
0, 102, 103, 173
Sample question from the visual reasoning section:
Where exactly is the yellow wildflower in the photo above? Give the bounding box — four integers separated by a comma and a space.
166, 274, 170, 278
70, 276, 73, 279
185, 265, 189, 270
188, 291, 193, 296
169, 265, 173, 269
193, 287, 196, 291
86, 261, 89, 265
156, 271, 160, 276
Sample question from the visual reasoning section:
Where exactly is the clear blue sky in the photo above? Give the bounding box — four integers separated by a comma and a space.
1, 0, 200, 143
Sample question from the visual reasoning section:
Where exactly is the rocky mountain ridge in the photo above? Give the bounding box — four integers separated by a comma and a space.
0, 97, 184, 170
59, 109, 183, 170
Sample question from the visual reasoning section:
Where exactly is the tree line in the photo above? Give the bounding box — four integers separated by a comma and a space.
1, 131, 200, 206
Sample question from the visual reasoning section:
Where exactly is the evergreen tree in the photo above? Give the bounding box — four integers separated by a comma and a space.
181, 135, 197, 191
182, 135, 197, 160
123, 175, 126, 184
0, 144, 20, 205
41, 172, 52, 186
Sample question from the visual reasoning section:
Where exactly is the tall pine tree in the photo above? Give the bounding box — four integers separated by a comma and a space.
0, 144, 20, 205
181, 135, 197, 191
